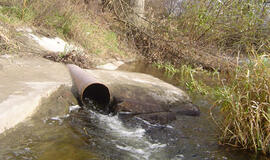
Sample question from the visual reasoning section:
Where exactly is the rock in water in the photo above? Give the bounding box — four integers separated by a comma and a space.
85, 69, 200, 124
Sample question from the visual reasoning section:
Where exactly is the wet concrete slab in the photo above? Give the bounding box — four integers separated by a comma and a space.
0, 55, 71, 134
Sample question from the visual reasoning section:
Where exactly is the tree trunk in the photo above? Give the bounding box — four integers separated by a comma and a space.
131, 0, 145, 25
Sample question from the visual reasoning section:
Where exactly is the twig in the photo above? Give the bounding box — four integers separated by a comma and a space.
196, 0, 232, 41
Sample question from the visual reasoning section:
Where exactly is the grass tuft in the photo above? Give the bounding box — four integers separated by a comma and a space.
0, 24, 18, 54
212, 52, 270, 154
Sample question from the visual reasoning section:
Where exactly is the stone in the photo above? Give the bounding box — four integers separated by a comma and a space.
85, 69, 200, 124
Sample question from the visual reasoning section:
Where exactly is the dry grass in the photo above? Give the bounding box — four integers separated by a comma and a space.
154, 51, 270, 154
0, 23, 18, 54
211, 52, 270, 154
0, 0, 126, 56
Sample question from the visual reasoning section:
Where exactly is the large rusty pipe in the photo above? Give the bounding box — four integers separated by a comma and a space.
67, 64, 111, 106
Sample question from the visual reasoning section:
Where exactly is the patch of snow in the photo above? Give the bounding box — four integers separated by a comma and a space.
27, 33, 83, 53
44, 114, 70, 125
114, 61, 125, 66
96, 61, 124, 70
96, 63, 118, 70
16, 27, 33, 33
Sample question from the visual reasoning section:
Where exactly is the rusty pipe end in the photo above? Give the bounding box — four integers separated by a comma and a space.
82, 83, 110, 106
67, 64, 111, 107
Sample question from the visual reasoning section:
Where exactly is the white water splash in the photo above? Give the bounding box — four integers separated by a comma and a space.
69, 105, 81, 113
44, 114, 70, 125
90, 110, 145, 138
88, 110, 167, 160
135, 116, 174, 129
116, 142, 167, 160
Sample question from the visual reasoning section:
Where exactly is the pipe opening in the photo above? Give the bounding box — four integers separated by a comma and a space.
82, 83, 110, 106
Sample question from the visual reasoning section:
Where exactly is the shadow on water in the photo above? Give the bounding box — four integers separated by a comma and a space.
0, 63, 269, 160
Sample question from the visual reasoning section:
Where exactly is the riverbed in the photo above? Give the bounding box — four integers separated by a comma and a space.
0, 62, 268, 160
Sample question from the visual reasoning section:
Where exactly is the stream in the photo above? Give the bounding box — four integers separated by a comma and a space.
0, 62, 268, 160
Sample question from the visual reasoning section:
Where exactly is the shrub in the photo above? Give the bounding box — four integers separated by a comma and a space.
177, 0, 270, 54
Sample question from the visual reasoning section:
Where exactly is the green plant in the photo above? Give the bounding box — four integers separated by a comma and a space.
44, 11, 73, 37
0, 3, 35, 23
154, 62, 179, 77
58, 53, 65, 58
0, 26, 18, 54
154, 63, 215, 95
22, 0, 27, 19
105, 31, 121, 53
180, 65, 215, 95
0, 6, 22, 22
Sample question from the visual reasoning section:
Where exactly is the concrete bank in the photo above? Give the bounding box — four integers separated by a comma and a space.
0, 55, 71, 134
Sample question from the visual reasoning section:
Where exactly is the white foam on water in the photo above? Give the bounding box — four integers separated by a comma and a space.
88, 110, 167, 160
116, 142, 167, 160
44, 114, 70, 125
136, 117, 175, 129
50, 116, 63, 122
69, 105, 81, 113
116, 145, 151, 160
89, 110, 145, 138
172, 154, 185, 160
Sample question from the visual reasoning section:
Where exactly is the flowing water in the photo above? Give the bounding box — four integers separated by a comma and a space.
0, 63, 269, 160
